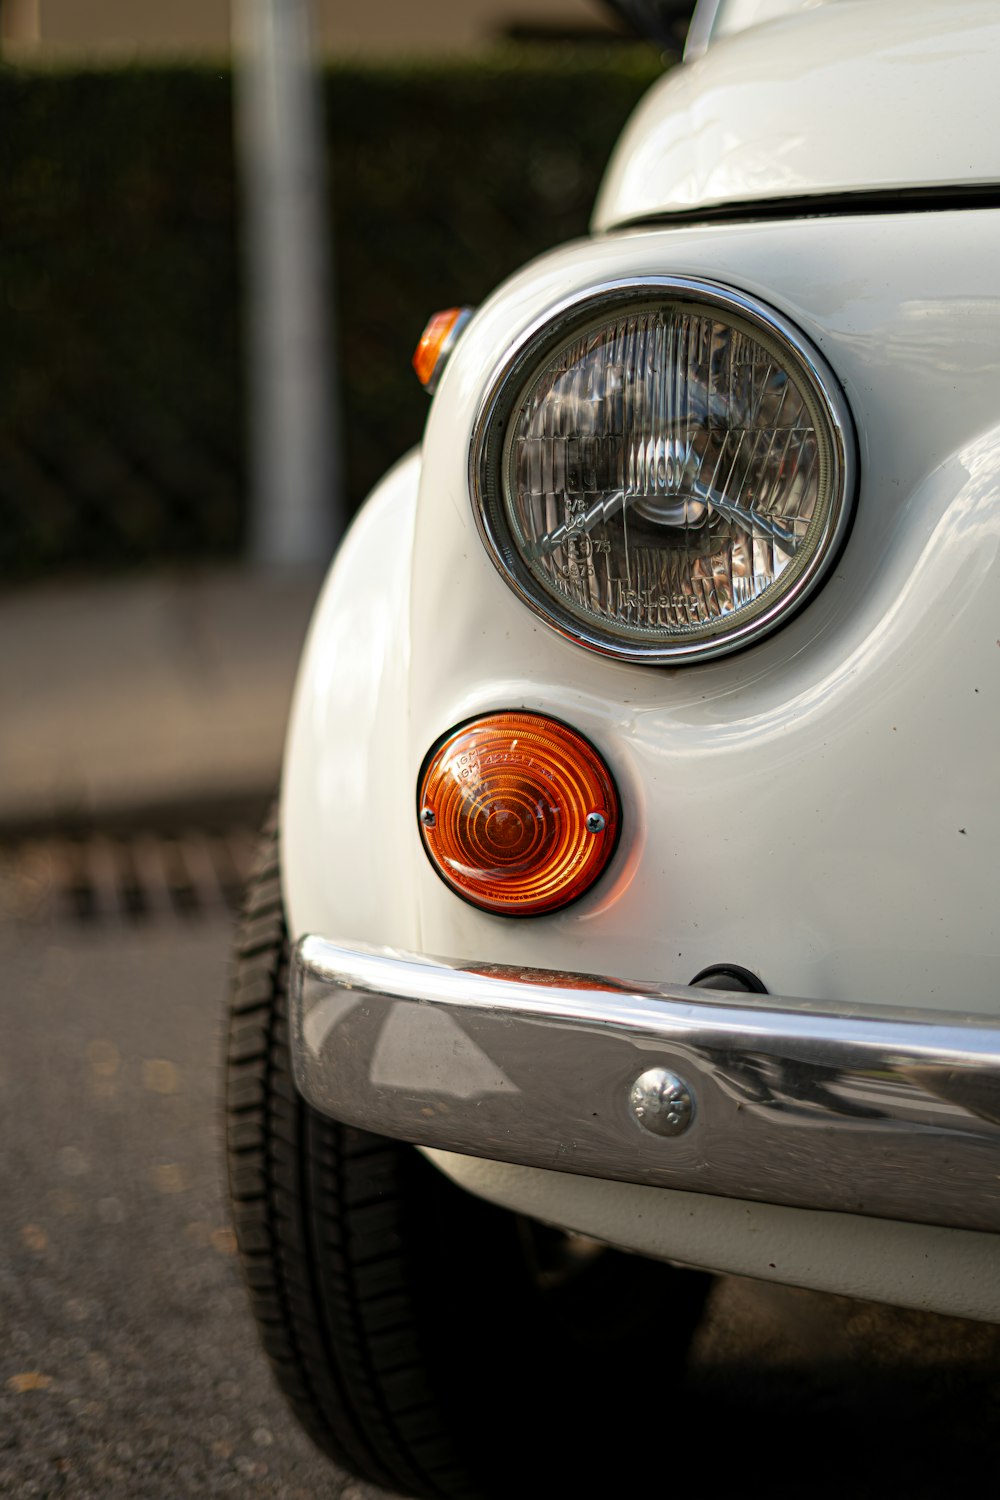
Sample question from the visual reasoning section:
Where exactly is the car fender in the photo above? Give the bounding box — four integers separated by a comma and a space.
281, 449, 422, 951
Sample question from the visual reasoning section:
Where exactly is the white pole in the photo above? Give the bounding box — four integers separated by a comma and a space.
232, 0, 342, 566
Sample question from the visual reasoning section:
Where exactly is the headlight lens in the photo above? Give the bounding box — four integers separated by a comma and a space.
472, 279, 855, 663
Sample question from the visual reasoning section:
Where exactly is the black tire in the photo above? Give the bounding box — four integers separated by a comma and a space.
226, 817, 711, 1500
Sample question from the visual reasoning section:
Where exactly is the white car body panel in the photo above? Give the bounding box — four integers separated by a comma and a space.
286, 210, 1000, 1007
282, 450, 421, 950
595, 1, 1000, 230
428, 1151, 1000, 1325
413, 213, 1000, 1013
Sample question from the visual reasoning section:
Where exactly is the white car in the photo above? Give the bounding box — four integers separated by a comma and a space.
226, 2, 1000, 1494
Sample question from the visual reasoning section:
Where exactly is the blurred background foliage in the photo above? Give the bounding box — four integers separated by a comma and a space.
0, 48, 667, 579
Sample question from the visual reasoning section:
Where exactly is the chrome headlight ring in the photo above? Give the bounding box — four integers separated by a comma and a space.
470, 276, 857, 666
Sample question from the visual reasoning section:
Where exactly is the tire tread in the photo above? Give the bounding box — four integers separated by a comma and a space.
225, 815, 483, 1500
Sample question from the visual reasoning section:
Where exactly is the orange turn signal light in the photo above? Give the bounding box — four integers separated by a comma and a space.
412, 306, 473, 393
417, 712, 620, 917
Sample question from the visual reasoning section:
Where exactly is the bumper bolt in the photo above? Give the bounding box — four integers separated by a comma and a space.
629, 1067, 694, 1138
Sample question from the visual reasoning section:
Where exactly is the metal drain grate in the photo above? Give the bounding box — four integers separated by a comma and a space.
0, 826, 258, 925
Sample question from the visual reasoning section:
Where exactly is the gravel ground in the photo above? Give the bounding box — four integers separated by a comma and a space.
2, 910, 999, 1498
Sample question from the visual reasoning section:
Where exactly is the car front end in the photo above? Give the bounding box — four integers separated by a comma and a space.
228, 8, 1000, 1492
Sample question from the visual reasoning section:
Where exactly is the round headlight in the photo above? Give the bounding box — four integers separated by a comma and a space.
471, 278, 855, 664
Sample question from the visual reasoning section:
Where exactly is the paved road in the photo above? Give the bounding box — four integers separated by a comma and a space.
0, 913, 384, 1500
2, 911, 999, 1497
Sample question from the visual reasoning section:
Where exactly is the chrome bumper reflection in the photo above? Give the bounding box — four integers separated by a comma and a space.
291, 937, 1000, 1233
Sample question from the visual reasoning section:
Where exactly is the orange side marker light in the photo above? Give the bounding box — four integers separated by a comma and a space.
412, 306, 474, 393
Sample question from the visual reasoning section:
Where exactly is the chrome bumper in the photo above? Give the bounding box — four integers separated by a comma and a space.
292, 937, 1000, 1234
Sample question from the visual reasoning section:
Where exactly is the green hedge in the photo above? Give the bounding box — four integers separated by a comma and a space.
0, 49, 666, 578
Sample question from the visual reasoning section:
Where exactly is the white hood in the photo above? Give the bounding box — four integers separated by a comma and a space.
594, 0, 1000, 230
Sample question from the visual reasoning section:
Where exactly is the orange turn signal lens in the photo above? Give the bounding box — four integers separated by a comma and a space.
412, 306, 472, 392
417, 712, 620, 917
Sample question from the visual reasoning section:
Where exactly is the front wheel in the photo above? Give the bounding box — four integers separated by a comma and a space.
225, 819, 711, 1499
